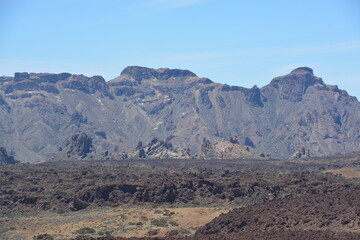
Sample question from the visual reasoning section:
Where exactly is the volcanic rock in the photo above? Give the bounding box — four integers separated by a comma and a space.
47, 132, 97, 161
14, 72, 30, 80
66, 132, 94, 158
195, 189, 360, 239
120, 66, 197, 83
291, 147, 311, 159
62, 74, 112, 98
0, 147, 18, 164
199, 137, 259, 159
269, 67, 324, 102
129, 138, 192, 159
0, 94, 11, 112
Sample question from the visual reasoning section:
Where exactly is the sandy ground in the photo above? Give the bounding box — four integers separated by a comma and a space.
324, 168, 360, 179
0, 206, 230, 240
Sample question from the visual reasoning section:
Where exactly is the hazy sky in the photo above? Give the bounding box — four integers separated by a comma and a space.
1, 0, 359, 98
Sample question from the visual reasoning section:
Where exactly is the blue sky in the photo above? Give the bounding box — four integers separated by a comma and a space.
1, 0, 360, 98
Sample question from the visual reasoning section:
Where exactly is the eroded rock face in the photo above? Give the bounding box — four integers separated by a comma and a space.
4, 72, 73, 96
47, 132, 129, 161
199, 137, 259, 159
29, 72, 72, 83
14, 72, 30, 80
291, 147, 311, 159
129, 138, 192, 159
246, 85, 263, 107
5, 72, 112, 98
269, 67, 324, 102
62, 75, 112, 98
0, 94, 11, 112
120, 66, 197, 83
47, 132, 96, 161
0, 147, 18, 164
66, 132, 94, 158
4, 80, 59, 95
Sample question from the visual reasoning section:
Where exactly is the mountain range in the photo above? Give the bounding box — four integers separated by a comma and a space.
0, 66, 359, 163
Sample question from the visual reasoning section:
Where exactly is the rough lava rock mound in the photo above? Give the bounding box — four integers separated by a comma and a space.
195, 189, 360, 240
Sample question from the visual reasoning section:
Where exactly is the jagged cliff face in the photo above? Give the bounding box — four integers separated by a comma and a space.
0, 147, 18, 164
260, 67, 360, 158
198, 137, 259, 159
0, 66, 359, 162
128, 137, 192, 159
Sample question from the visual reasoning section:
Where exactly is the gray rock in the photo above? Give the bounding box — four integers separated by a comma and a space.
0, 147, 18, 164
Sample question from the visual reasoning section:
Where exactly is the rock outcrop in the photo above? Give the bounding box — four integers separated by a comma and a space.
47, 132, 98, 161
0, 147, 18, 164
65, 132, 94, 158
128, 138, 192, 159
291, 147, 311, 159
120, 66, 197, 83
62, 75, 113, 98
269, 67, 324, 102
199, 137, 259, 159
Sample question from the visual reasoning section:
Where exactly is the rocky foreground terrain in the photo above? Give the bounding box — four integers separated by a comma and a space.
0, 66, 359, 163
1, 152, 360, 239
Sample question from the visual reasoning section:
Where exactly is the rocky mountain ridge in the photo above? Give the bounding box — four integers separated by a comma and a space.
0, 66, 359, 163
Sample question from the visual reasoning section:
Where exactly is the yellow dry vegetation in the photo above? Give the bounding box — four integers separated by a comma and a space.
324, 168, 360, 179
1, 206, 230, 239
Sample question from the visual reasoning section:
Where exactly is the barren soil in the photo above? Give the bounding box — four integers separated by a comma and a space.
324, 168, 360, 179
1, 206, 228, 239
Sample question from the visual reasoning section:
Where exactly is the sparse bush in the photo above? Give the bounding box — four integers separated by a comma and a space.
163, 209, 175, 216
147, 229, 160, 236
98, 230, 112, 236
191, 200, 200, 206
169, 220, 179, 226
56, 208, 66, 214
178, 228, 191, 237
129, 221, 143, 226
190, 226, 201, 231
151, 218, 168, 227
74, 227, 96, 234
33, 234, 54, 240
74, 235, 89, 240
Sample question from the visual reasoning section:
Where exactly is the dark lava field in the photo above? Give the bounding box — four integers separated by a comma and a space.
1, 153, 360, 240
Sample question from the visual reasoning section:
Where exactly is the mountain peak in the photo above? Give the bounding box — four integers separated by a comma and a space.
269, 67, 324, 102
120, 66, 197, 83
290, 67, 314, 75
